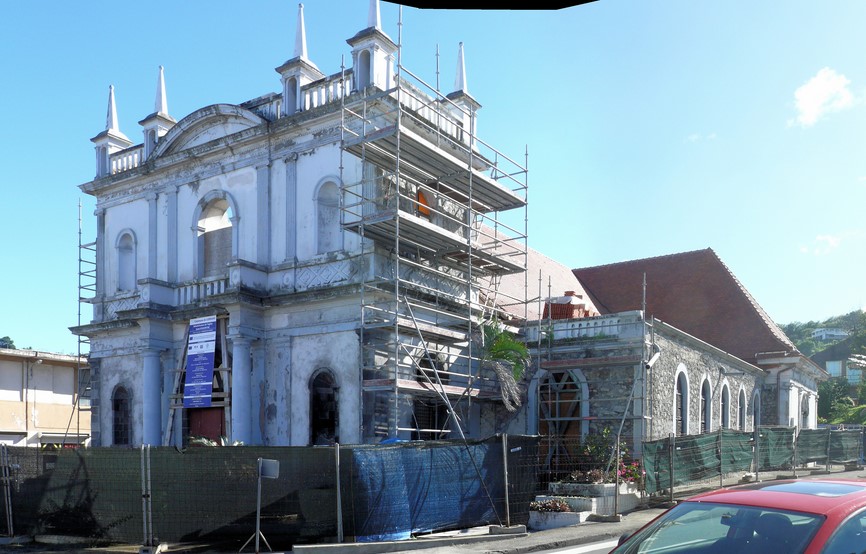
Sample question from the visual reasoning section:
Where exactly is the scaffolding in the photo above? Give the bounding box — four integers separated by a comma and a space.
340, 22, 528, 442
75, 200, 94, 435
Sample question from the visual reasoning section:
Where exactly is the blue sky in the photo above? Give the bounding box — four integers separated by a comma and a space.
1, 1, 864, 354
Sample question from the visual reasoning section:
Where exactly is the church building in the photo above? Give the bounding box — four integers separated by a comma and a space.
73, 1, 528, 447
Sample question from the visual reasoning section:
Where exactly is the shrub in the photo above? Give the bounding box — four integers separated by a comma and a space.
529, 498, 571, 513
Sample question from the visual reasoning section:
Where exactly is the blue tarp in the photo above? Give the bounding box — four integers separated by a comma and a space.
349, 438, 507, 541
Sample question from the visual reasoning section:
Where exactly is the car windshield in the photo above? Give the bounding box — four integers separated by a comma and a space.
612, 502, 825, 554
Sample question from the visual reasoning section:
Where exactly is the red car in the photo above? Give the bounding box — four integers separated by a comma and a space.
611, 479, 866, 554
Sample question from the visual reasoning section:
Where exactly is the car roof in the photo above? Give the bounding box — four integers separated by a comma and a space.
686, 479, 866, 516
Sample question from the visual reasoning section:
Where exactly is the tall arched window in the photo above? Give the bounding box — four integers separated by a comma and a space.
356, 50, 372, 89
738, 389, 747, 430
752, 390, 762, 430
116, 232, 136, 291
316, 182, 340, 254
800, 393, 810, 429
310, 370, 338, 445
675, 372, 688, 436
285, 76, 299, 115
197, 198, 233, 277
720, 384, 730, 429
112, 386, 131, 446
701, 380, 711, 433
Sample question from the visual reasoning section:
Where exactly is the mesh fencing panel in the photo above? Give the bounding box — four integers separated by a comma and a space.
3, 437, 541, 548
829, 430, 861, 464
796, 429, 830, 465
756, 427, 794, 472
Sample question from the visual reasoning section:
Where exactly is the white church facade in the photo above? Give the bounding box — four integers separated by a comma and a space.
74, 2, 529, 447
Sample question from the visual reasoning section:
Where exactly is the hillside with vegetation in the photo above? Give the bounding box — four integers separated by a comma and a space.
780, 310, 866, 424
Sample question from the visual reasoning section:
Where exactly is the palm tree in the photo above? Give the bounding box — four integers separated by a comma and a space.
474, 318, 530, 412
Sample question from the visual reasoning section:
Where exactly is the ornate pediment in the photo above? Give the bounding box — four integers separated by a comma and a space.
153, 104, 266, 158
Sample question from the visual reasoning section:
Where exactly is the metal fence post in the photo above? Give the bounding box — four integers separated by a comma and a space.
754, 427, 760, 483
614, 438, 621, 516
668, 434, 675, 504
792, 429, 798, 478
502, 434, 511, 528
719, 427, 724, 488
826, 428, 832, 474
335, 443, 344, 543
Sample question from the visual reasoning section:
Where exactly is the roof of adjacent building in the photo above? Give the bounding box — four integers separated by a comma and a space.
573, 248, 796, 364
496, 243, 599, 322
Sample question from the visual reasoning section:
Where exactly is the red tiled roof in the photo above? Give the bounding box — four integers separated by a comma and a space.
573, 248, 796, 364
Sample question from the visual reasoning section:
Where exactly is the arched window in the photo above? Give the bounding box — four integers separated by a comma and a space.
675, 372, 688, 436
116, 232, 136, 291
738, 389, 746, 430
800, 393, 810, 429
356, 50, 372, 89
720, 384, 730, 429
197, 198, 233, 277
701, 380, 711, 433
285, 76, 299, 115
112, 386, 131, 446
316, 181, 340, 254
310, 370, 338, 445
752, 390, 762, 430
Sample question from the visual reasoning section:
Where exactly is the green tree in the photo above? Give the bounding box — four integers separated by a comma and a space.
818, 377, 851, 422
0, 336, 14, 349
475, 318, 530, 412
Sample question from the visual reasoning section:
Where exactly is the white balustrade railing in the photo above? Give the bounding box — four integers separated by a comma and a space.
175, 276, 229, 305
110, 146, 143, 174
303, 78, 352, 111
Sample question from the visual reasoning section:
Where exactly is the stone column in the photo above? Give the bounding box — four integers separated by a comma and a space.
231, 336, 252, 444
285, 154, 298, 262
166, 186, 178, 282
142, 348, 163, 445
256, 163, 271, 266
147, 192, 158, 279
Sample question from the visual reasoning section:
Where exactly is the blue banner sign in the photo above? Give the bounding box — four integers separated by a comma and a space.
183, 315, 217, 408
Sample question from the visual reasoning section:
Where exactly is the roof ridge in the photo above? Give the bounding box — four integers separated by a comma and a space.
573, 247, 713, 273
708, 249, 797, 353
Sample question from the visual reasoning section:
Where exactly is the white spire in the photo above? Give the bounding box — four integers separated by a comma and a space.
454, 42, 467, 93
367, 0, 381, 30
106, 85, 120, 132
155, 66, 168, 116
294, 3, 308, 59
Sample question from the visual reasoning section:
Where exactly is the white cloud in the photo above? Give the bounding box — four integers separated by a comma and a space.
790, 67, 855, 127
800, 233, 843, 255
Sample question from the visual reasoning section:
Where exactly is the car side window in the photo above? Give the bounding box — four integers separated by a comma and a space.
822, 509, 866, 554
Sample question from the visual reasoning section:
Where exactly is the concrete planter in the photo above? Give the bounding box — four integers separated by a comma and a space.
528, 510, 587, 531
548, 481, 639, 497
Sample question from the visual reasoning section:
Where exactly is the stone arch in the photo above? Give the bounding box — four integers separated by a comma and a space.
674, 364, 689, 436
738, 387, 747, 430
314, 178, 341, 254
720, 381, 731, 429
309, 369, 339, 445
356, 50, 372, 89
752, 388, 762, 429
112, 385, 132, 446
536, 368, 590, 471
191, 190, 240, 278
700, 377, 712, 433
153, 104, 266, 158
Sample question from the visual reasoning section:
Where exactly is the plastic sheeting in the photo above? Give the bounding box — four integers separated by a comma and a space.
643, 427, 864, 495
4, 436, 540, 547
